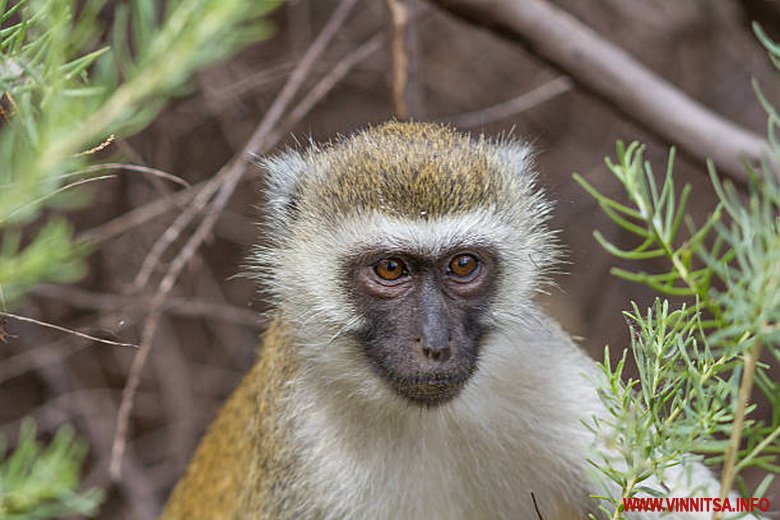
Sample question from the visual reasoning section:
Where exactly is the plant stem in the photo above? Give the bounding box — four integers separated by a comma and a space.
714, 338, 763, 520
613, 476, 637, 520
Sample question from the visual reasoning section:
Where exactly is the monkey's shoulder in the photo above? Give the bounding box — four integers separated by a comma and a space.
160, 319, 296, 520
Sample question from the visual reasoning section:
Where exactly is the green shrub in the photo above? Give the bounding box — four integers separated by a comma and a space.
577, 23, 780, 519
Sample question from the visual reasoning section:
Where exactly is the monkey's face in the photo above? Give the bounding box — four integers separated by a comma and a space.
253, 122, 561, 409
347, 247, 497, 406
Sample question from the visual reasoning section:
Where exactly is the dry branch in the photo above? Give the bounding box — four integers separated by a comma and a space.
31, 284, 262, 327
0, 311, 139, 349
78, 182, 202, 244
0, 341, 89, 384
442, 76, 573, 128
67, 163, 190, 188
268, 32, 385, 145
429, 0, 770, 183
386, 0, 410, 119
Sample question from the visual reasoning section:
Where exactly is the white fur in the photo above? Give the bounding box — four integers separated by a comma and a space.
283, 316, 598, 519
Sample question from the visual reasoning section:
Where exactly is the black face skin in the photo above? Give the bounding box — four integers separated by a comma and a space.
346, 246, 498, 407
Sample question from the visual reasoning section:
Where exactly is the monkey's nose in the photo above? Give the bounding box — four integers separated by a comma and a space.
418, 337, 452, 363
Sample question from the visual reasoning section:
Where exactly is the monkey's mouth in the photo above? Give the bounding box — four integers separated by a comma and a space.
386, 371, 472, 406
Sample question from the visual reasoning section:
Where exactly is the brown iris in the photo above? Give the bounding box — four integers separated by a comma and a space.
374, 258, 407, 281
449, 254, 479, 278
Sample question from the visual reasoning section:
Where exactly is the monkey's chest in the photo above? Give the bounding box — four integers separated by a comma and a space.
284, 416, 585, 520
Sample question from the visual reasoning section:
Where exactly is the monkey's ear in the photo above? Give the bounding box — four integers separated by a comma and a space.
256, 149, 308, 233
489, 139, 535, 180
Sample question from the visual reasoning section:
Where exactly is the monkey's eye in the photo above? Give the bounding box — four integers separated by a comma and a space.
448, 254, 479, 279
374, 258, 408, 282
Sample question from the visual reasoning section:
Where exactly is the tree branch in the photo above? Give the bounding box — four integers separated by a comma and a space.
386, 0, 411, 120
429, 0, 770, 184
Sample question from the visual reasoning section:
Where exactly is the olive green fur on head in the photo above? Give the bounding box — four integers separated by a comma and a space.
318, 121, 505, 218
261, 121, 550, 234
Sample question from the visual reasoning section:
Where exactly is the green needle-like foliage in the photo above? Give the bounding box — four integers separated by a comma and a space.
0, 0, 279, 307
578, 25, 780, 519
0, 420, 103, 519
0, 218, 89, 303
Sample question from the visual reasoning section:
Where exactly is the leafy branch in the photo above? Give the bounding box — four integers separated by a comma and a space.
1, 0, 279, 306
578, 24, 780, 518
0, 420, 103, 519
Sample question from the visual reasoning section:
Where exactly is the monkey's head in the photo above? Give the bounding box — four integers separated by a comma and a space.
253, 122, 558, 407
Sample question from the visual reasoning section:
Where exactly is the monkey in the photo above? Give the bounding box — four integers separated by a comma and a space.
161, 122, 733, 519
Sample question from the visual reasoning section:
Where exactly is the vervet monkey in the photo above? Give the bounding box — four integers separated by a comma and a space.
162, 122, 729, 519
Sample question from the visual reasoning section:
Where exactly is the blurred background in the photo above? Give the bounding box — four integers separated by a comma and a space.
1, 0, 778, 517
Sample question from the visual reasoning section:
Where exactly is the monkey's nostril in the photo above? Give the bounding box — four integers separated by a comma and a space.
421, 344, 451, 363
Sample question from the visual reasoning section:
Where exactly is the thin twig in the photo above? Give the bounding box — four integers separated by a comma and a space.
208, 61, 295, 101
404, 0, 424, 117
715, 338, 763, 519
0, 163, 189, 189
78, 182, 202, 245
64, 163, 190, 188
0, 341, 89, 384
1, 175, 116, 224
269, 32, 385, 144
0, 311, 139, 349
129, 178, 217, 291
31, 284, 262, 327
109, 0, 363, 479
386, 0, 410, 119
442, 76, 573, 128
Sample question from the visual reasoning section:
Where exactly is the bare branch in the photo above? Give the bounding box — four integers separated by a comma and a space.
0, 311, 139, 349
129, 183, 213, 292
65, 163, 191, 188
0, 341, 88, 385
386, 0, 410, 119
31, 284, 263, 327
429, 0, 771, 183
2, 175, 116, 224
78, 182, 202, 244
442, 76, 573, 128
716, 338, 763, 517
269, 32, 385, 144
